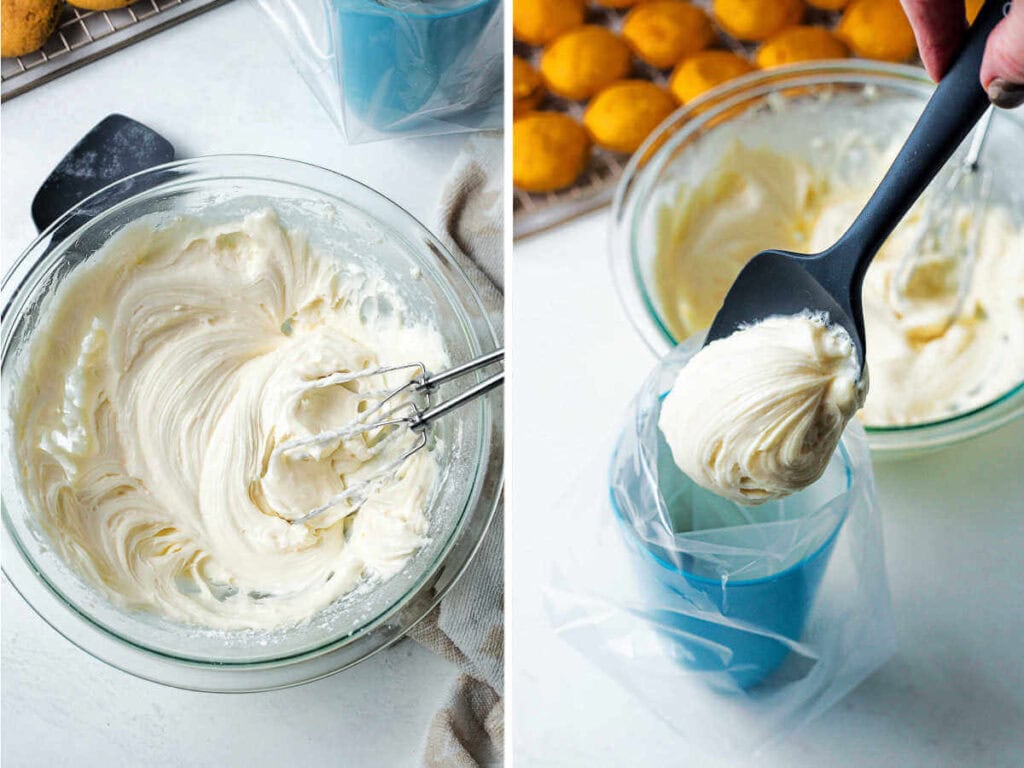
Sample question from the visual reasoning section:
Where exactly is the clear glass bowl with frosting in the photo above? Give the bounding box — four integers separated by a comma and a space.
610, 61, 1024, 460
1, 155, 503, 691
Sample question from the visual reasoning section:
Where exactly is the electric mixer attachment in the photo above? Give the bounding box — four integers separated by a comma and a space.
273, 348, 504, 524
889, 107, 995, 338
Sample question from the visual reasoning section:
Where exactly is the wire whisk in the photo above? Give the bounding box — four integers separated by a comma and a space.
890, 107, 995, 339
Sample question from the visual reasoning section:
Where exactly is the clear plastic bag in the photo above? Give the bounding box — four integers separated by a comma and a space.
252, 0, 502, 143
546, 335, 897, 758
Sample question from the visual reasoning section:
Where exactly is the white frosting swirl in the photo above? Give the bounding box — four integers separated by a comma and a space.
658, 315, 863, 504
14, 210, 446, 630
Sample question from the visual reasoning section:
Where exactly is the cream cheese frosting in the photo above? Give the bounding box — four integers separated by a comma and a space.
655, 142, 1024, 427
14, 209, 447, 631
659, 315, 863, 504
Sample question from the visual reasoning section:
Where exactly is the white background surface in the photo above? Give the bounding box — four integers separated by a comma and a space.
1, 2, 475, 766
510, 211, 1024, 766
4, 1, 1024, 766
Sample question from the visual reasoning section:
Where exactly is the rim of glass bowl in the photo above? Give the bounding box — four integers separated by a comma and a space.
1, 155, 503, 691
609, 61, 1024, 455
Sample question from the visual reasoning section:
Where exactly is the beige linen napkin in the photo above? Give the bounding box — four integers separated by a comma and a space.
412, 133, 504, 768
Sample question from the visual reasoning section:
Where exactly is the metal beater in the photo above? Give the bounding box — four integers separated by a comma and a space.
890, 107, 995, 336
274, 348, 503, 524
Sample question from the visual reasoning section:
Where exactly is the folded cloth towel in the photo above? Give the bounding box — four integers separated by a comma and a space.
436, 133, 505, 297
414, 132, 504, 768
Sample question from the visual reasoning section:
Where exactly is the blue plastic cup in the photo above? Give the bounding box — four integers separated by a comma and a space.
331, 0, 501, 131
610, 422, 852, 690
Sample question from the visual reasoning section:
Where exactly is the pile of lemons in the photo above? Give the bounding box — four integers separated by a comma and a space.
513, 0, 983, 193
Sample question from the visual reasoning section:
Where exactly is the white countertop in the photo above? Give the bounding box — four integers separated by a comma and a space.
509, 210, 1024, 767
1, 3, 474, 765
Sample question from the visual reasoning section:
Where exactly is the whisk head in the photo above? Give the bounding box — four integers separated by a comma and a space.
271, 361, 432, 526
263, 347, 504, 526
889, 157, 994, 339
889, 109, 995, 339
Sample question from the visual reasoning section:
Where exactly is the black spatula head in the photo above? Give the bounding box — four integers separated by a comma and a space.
703, 249, 864, 369
31, 114, 174, 233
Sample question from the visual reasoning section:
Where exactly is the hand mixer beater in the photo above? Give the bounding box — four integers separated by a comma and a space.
273, 348, 503, 524
889, 107, 995, 338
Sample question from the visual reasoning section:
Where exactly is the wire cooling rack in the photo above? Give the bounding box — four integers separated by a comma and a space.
1, 0, 231, 101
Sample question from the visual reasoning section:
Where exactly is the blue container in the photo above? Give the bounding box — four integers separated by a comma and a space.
610, 436, 851, 690
332, 0, 501, 131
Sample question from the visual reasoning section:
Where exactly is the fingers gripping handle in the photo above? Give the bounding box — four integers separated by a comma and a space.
835, 0, 1009, 283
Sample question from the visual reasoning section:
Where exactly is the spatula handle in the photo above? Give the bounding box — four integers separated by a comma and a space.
835, 0, 1008, 281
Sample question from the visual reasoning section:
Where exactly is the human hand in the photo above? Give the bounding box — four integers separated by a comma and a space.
902, 0, 1024, 107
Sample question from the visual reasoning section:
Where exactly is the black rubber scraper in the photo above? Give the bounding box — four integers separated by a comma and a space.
31, 114, 175, 233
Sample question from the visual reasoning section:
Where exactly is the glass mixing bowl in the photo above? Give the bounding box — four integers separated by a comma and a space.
610, 61, 1024, 460
1, 155, 503, 691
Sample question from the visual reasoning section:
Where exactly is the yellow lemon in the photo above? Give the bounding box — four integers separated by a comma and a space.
513, 112, 591, 192
1, 0, 60, 58
513, 0, 586, 46
514, 55, 545, 117
669, 50, 755, 104
712, 0, 804, 41
540, 25, 632, 101
805, 0, 850, 10
756, 26, 849, 68
837, 0, 916, 62
623, 1, 716, 69
584, 80, 677, 153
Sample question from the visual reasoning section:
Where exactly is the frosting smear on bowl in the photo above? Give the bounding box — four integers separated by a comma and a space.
655, 142, 1024, 427
13, 210, 447, 631
659, 314, 863, 504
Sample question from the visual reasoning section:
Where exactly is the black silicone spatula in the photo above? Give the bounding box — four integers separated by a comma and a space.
32, 114, 174, 233
703, 0, 1007, 372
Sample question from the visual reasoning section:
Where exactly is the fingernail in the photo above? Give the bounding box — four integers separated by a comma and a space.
987, 78, 1024, 109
